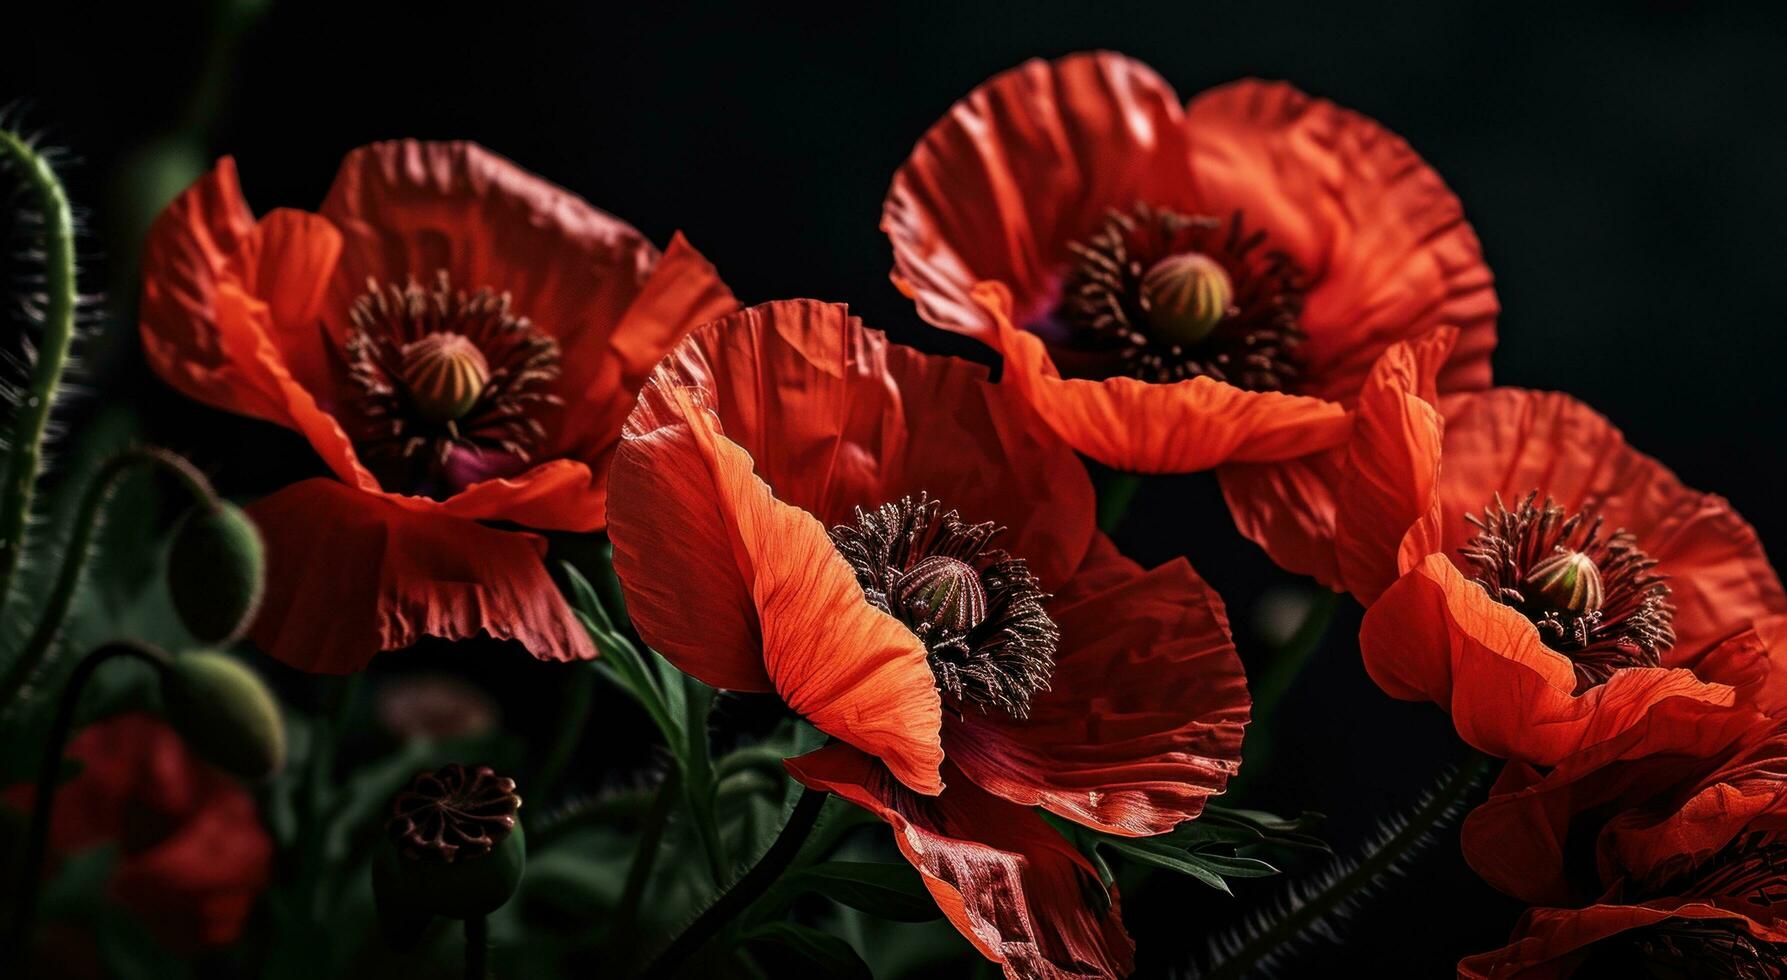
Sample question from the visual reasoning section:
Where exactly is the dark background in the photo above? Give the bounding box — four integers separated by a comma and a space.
7, 1, 1785, 975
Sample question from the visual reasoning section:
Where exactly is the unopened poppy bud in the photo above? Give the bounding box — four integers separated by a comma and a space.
378, 764, 526, 920
1141, 252, 1233, 347
167, 501, 265, 645
1524, 550, 1604, 615
159, 650, 286, 781
893, 555, 988, 634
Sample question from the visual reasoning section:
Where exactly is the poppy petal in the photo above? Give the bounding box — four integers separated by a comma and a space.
885, 51, 1194, 340
610, 380, 944, 794
1360, 554, 1738, 767
975, 281, 1350, 473
140, 161, 377, 491
1432, 389, 1787, 660
653, 298, 1096, 587
1458, 899, 1787, 980
786, 744, 1134, 980
948, 535, 1249, 835
246, 478, 595, 673
1185, 79, 1498, 403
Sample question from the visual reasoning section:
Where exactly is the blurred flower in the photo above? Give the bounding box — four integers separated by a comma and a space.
139, 140, 738, 673
1253, 330, 1787, 768
375, 672, 499, 742
883, 51, 1496, 507
2, 712, 273, 950
1461, 713, 1787, 976
607, 300, 1250, 979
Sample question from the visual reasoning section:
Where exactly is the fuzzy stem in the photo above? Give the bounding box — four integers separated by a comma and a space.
0, 447, 216, 704
642, 785, 829, 979
3, 640, 172, 972
609, 767, 682, 945
0, 129, 80, 612
1206, 753, 1493, 980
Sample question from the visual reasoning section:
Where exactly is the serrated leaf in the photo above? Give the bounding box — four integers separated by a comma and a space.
745, 922, 872, 979
782, 861, 941, 922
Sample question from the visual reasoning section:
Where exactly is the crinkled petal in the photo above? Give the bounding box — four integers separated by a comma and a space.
947, 535, 1249, 835
1458, 898, 1787, 980
975, 281, 1350, 473
1360, 554, 1739, 767
885, 51, 1194, 340
1186, 79, 1498, 403
786, 744, 1134, 979
609, 380, 944, 794
246, 479, 595, 673
1433, 389, 1787, 660
652, 298, 1095, 586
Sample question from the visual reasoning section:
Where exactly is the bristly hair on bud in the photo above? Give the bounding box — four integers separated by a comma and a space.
830, 493, 1059, 719
1459, 490, 1676, 692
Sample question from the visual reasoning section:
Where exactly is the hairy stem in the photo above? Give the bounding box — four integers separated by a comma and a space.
3, 641, 172, 973
464, 913, 488, 980
1207, 753, 1493, 980
0, 128, 79, 612
609, 767, 682, 945
642, 786, 829, 979
0, 447, 215, 704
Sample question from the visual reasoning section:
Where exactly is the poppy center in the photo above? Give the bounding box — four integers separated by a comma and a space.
1459, 491, 1676, 692
830, 494, 1059, 719
1058, 203, 1306, 388
344, 271, 562, 496
1597, 832, 1787, 978
386, 763, 522, 864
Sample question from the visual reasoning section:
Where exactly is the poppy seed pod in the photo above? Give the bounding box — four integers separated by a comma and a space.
375, 765, 526, 922
167, 501, 266, 645
158, 650, 286, 781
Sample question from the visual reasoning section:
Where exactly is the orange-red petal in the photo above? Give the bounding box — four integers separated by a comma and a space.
1432, 389, 1787, 661
609, 379, 944, 795
1458, 897, 1787, 979
1360, 553, 1740, 767
946, 534, 1249, 836
1185, 79, 1498, 403
885, 51, 1194, 341
975, 281, 1350, 473
786, 744, 1134, 980
650, 298, 1096, 587
245, 478, 595, 673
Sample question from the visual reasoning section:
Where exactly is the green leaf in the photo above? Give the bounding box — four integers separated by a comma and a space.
780, 861, 941, 922
745, 922, 872, 979
1050, 803, 1327, 896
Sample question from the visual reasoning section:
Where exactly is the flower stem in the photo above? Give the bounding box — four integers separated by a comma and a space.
1206, 752, 1493, 980
608, 767, 681, 944
531, 662, 596, 806
0, 447, 216, 705
0, 128, 80, 613
1095, 471, 1143, 535
464, 914, 488, 980
642, 785, 829, 979
3, 641, 172, 973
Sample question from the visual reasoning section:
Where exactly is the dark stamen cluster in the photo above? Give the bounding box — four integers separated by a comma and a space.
1058, 203, 1305, 389
344, 270, 561, 493
1594, 833, 1787, 978
386, 763, 522, 864
1460, 491, 1674, 692
830, 494, 1058, 719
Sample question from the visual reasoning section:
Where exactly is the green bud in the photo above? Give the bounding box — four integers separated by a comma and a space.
167, 501, 266, 645
379, 765, 526, 920
159, 650, 286, 781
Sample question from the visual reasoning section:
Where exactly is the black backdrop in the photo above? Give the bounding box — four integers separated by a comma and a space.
7, 1, 1787, 975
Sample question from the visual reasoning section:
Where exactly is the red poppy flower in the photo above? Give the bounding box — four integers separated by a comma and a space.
1252, 330, 1787, 766
1460, 714, 1787, 977
884, 51, 1496, 484
1462, 616, 1787, 906
2, 712, 273, 950
607, 300, 1250, 978
140, 141, 737, 672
